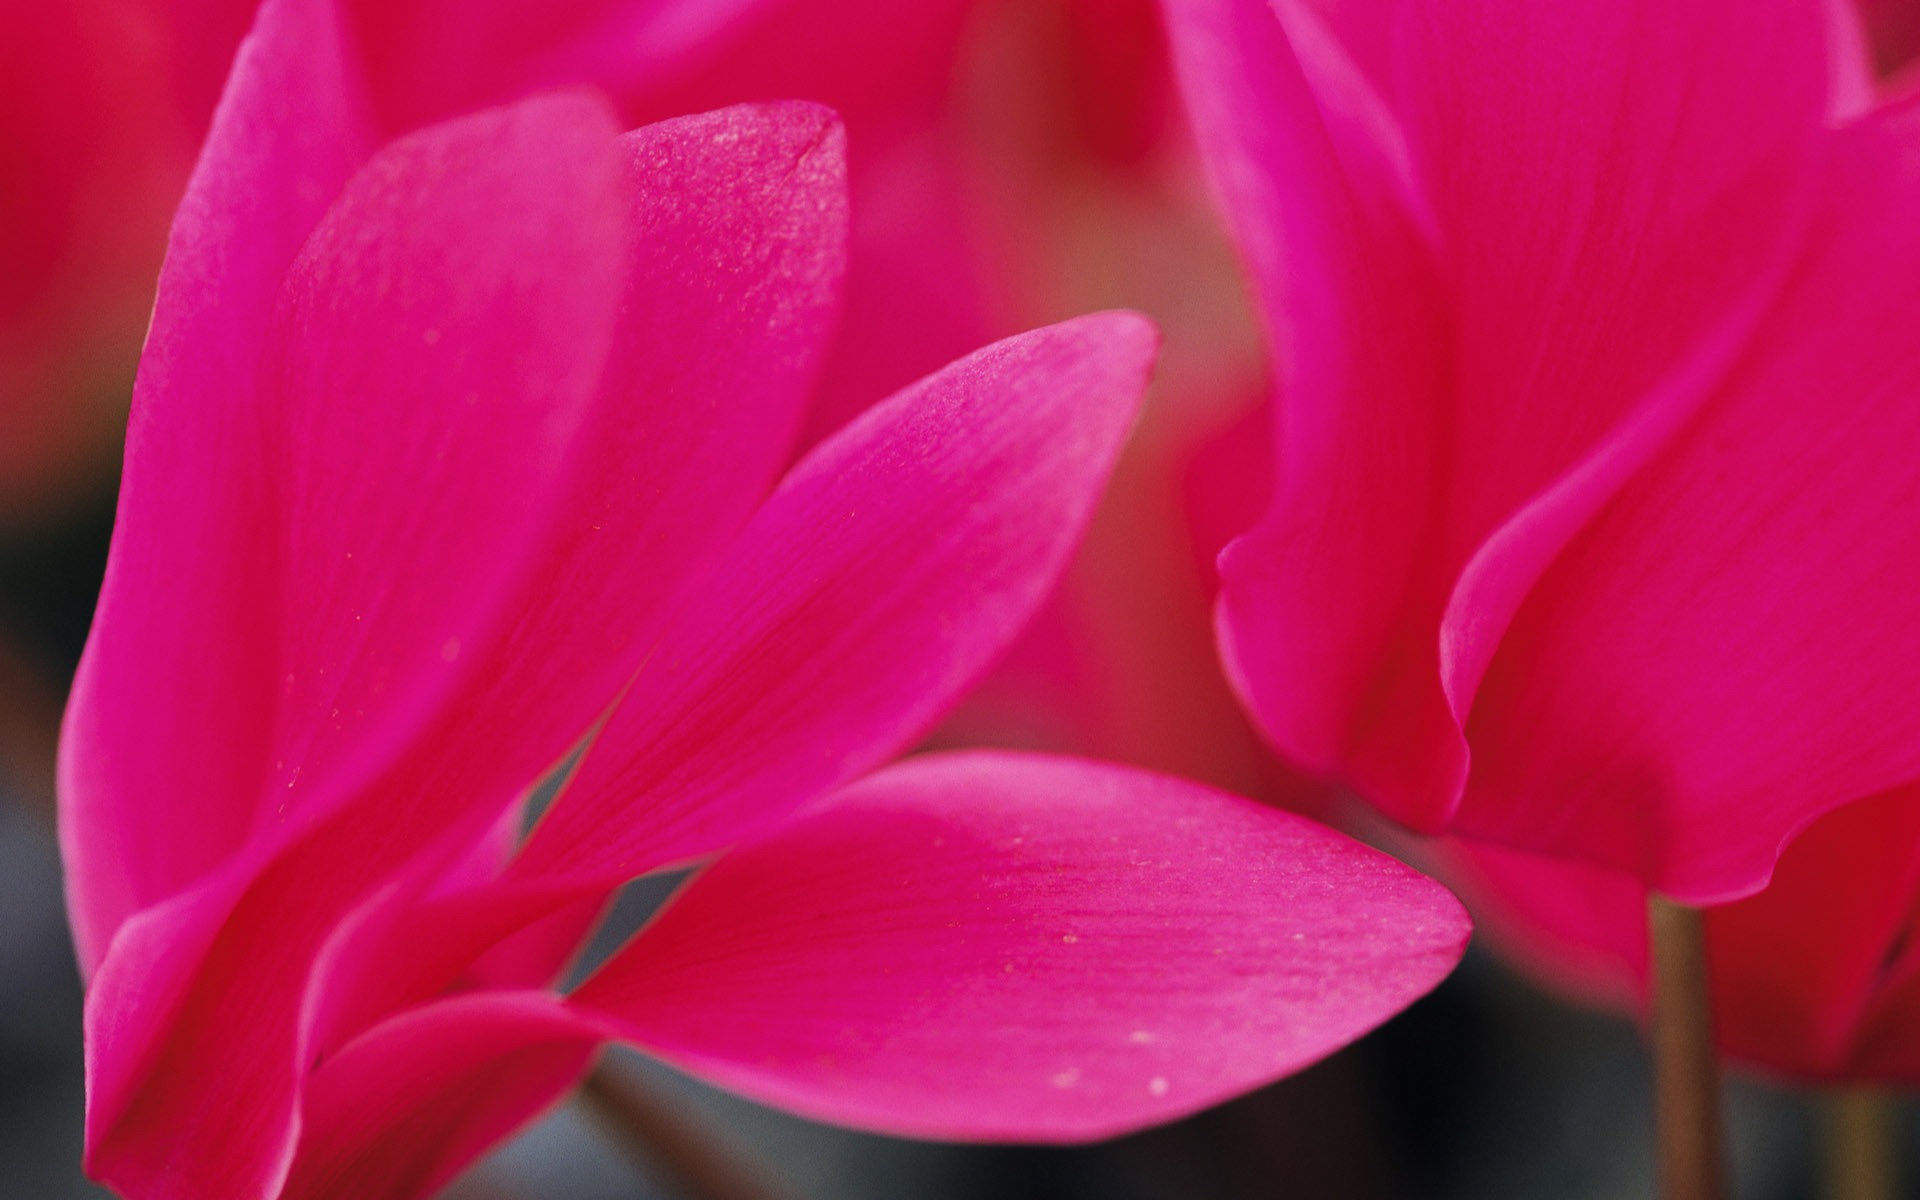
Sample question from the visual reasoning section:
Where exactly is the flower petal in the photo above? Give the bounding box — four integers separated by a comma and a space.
1827, 0, 1881, 122
1401, 0, 1827, 563
1442, 782, 1920, 1080
251, 90, 626, 821
202, 105, 849, 1064
58, 0, 376, 976
377, 103, 846, 820
81, 92, 634, 1200
283, 992, 599, 1200
1193, 0, 1834, 835
1414, 0, 1830, 815
1707, 788, 1920, 1076
1167, 0, 1453, 814
572, 751, 1469, 1141
1457, 100, 1920, 899
510, 313, 1159, 880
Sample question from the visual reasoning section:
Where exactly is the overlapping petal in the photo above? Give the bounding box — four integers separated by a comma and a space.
80, 90, 637, 1200
277, 750, 1468, 1190
511, 313, 1159, 880
1179, 0, 1871, 897
1413, 0, 1828, 783
1458, 98, 1920, 899
308, 102, 851, 867
60, 0, 377, 974
1443, 782, 1920, 1080
255, 92, 627, 819
571, 752, 1470, 1141
287, 312, 1168, 1067
283, 992, 598, 1200
1168, 0, 1445, 806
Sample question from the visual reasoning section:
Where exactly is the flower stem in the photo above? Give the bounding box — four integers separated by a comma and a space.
1821, 1089, 1900, 1200
0, 628, 61, 822
577, 1057, 795, 1200
1649, 895, 1729, 1200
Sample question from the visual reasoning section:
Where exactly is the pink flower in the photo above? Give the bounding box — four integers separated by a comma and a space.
1437, 785, 1920, 1081
1167, 0, 1920, 903
59, 1, 1471, 1196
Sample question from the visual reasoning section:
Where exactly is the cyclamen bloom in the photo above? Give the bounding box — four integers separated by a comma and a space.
60, 1, 1470, 1197
1169, 0, 1920, 902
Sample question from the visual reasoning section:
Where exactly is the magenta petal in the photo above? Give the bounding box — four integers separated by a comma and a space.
80, 93, 639, 1200
802, 135, 1000, 445
1444, 785, 1920, 1080
1167, 0, 1454, 819
1828, 0, 1881, 122
511, 314, 1159, 879
365, 103, 849, 838
58, 0, 377, 976
1706, 788, 1920, 1076
284, 992, 599, 1200
252, 91, 626, 822
1192, 0, 1835, 839
1410, 0, 1830, 765
1456, 101, 1920, 899
1399, 0, 1828, 556
572, 751, 1469, 1141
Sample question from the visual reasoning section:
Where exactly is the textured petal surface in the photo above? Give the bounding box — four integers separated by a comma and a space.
210, 103, 851, 1065
308, 102, 850, 880
252, 92, 625, 821
82, 94, 634, 1200
511, 314, 1159, 880
1459, 100, 1920, 899
573, 751, 1470, 1141
58, 0, 376, 975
